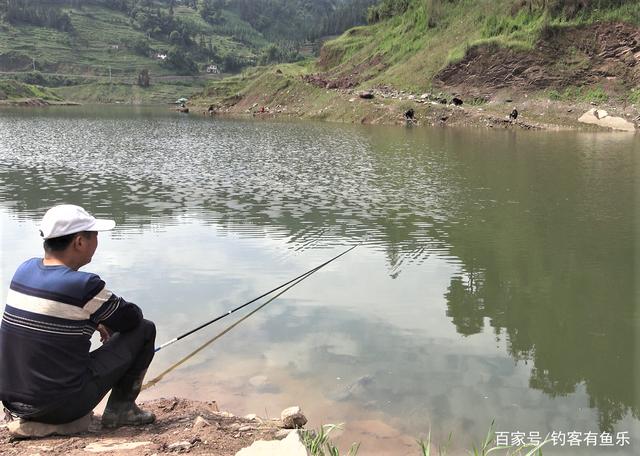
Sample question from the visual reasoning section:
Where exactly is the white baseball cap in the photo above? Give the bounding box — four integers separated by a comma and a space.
40, 204, 116, 240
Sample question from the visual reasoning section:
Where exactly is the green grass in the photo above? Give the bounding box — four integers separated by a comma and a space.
53, 80, 203, 104
628, 88, 640, 105
311, 0, 508, 90
0, 79, 61, 100
546, 85, 609, 103
301, 424, 360, 456
583, 86, 609, 103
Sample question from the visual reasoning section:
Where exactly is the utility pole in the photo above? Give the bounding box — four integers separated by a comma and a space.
109, 66, 112, 83
32, 58, 36, 71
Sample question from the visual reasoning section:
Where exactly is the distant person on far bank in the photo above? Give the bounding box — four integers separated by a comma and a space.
0, 204, 156, 429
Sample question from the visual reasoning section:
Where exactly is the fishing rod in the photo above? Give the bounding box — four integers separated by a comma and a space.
154, 241, 363, 353
143, 268, 316, 390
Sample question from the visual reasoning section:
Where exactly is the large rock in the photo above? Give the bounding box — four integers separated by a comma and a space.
235, 430, 310, 456
281, 406, 308, 429
578, 108, 635, 131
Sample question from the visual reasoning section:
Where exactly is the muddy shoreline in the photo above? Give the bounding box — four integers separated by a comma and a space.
3, 91, 638, 133
191, 84, 640, 133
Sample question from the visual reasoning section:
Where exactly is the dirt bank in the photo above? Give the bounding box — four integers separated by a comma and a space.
0, 98, 80, 107
436, 22, 640, 99
0, 398, 285, 456
193, 80, 639, 132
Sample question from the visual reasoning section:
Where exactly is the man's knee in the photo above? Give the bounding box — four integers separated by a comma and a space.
141, 319, 156, 342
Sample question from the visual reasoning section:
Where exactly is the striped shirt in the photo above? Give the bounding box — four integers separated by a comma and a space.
0, 258, 142, 406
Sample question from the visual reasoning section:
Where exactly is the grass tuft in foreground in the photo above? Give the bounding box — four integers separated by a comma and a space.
301, 424, 360, 456
305, 420, 552, 456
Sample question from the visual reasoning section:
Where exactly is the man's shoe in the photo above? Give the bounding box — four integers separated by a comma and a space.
102, 369, 155, 428
101, 402, 155, 429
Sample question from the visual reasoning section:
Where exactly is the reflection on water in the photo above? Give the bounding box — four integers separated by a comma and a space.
0, 106, 638, 454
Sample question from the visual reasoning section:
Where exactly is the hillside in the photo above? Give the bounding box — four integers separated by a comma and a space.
0, 0, 373, 103
316, 0, 640, 96
193, 0, 640, 129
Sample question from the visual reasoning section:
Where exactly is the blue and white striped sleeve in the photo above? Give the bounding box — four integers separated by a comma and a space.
83, 275, 143, 332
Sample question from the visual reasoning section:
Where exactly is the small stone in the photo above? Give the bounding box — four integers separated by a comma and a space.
84, 441, 153, 453
194, 416, 210, 429
238, 425, 254, 432
166, 399, 178, 411
280, 406, 307, 429
244, 414, 258, 420
167, 440, 192, 451
275, 429, 296, 440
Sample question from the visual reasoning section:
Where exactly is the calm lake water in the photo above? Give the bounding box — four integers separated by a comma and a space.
0, 106, 638, 454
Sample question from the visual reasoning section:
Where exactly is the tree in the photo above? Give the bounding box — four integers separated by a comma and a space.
130, 36, 151, 56
169, 30, 182, 44
137, 68, 150, 87
163, 46, 198, 74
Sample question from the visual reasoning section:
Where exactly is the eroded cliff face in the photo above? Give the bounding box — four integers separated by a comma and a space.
435, 22, 640, 97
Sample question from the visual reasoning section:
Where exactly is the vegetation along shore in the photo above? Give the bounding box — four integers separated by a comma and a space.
1, 1, 639, 131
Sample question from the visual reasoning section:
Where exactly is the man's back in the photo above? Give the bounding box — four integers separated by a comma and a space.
1, 258, 132, 406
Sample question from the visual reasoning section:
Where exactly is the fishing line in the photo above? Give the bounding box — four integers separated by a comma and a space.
154, 241, 361, 353
142, 269, 315, 390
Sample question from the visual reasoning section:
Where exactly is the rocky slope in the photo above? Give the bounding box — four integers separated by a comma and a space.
436, 22, 640, 99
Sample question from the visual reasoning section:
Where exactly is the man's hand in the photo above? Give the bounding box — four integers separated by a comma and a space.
97, 324, 112, 343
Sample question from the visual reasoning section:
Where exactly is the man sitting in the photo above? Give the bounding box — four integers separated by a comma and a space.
0, 204, 156, 429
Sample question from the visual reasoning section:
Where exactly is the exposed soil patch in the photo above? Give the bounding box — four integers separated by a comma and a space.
0, 398, 284, 456
302, 73, 359, 89
436, 22, 640, 97
304, 54, 386, 89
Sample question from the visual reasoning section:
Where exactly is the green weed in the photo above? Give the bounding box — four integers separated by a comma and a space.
301, 424, 360, 456
628, 88, 640, 105
546, 86, 608, 103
